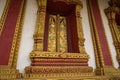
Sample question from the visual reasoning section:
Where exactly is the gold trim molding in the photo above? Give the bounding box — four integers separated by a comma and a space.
24, 73, 95, 79
25, 66, 93, 74
33, 0, 47, 51
30, 51, 89, 59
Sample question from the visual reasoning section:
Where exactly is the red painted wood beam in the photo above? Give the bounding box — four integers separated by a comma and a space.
0, 0, 22, 65
90, 0, 113, 66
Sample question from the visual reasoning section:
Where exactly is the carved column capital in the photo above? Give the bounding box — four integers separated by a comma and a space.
37, 6, 46, 12
33, 0, 47, 51
37, 0, 47, 13
37, 0, 47, 7
105, 6, 119, 20
76, 4, 82, 13
75, 3, 87, 54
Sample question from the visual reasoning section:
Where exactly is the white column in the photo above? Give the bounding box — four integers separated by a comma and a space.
17, 0, 38, 73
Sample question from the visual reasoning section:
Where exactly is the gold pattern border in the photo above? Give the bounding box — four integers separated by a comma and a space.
87, 0, 105, 67
30, 51, 90, 59
24, 73, 95, 79
7, 0, 26, 68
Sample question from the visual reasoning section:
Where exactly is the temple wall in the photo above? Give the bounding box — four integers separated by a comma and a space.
16, 0, 96, 73
0, 0, 119, 74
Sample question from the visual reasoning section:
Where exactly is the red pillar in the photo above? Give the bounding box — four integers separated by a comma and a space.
0, 0, 22, 65
89, 0, 113, 67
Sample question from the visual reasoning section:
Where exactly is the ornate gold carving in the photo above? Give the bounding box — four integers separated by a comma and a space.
0, 68, 22, 79
37, 0, 47, 9
30, 51, 89, 59
24, 0, 94, 79
30, 58, 88, 62
47, 15, 57, 52
25, 66, 93, 74
33, 0, 47, 51
95, 66, 120, 76
1, 0, 120, 79
24, 66, 120, 79
24, 73, 95, 79
0, 65, 10, 69
48, 15, 68, 52
105, 0, 120, 67
76, 4, 87, 53
24, 66, 94, 79
57, 16, 68, 52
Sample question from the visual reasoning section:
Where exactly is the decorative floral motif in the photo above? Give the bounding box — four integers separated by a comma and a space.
48, 15, 68, 52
